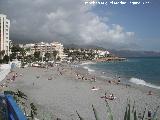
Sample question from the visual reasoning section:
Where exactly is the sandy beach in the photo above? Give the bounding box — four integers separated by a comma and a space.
1, 63, 160, 120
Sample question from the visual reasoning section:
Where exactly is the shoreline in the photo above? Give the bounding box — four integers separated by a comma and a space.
0, 63, 160, 119
80, 60, 160, 91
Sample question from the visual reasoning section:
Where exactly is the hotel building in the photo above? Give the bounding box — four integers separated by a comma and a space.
0, 14, 11, 57
24, 42, 67, 61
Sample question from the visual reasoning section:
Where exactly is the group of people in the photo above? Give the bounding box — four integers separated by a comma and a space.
101, 92, 116, 100
75, 73, 97, 82
107, 76, 121, 84
0, 72, 20, 88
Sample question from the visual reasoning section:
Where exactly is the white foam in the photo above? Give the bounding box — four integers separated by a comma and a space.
83, 66, 95, 72
129, 77, 160, 89
80, 61, 95, 65
0, 64, 11, 82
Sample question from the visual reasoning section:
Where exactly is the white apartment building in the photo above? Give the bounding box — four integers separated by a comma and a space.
93, 50, 110, 58
24, 42, 67, 61
0, 14, 11, 57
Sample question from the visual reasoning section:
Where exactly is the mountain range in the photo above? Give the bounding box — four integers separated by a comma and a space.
64, 44, 160, 57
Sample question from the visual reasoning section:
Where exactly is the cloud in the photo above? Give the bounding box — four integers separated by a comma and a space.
0, 0, 136, 49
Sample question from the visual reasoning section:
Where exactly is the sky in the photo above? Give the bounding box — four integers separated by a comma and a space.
0, 0, 160, 51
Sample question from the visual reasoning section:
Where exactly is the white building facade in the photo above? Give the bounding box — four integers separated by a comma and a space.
0, 14, 11, 57
23, 42, 67, 61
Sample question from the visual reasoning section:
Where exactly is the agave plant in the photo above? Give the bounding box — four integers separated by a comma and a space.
76, 110, 84, 120
76, 100, 114, 120
152, 106, 159, 120
92, 104, 101, 120
124, 100, 138, 120
105, 99, 113, 120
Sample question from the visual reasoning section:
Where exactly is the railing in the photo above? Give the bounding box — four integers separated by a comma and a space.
0, 94, 27, 120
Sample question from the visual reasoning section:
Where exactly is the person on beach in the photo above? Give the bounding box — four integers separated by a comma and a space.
91, 76, 96, 82
101, 93, 116, 100
118, 76, 121, 83
148, 90, 153, 95
48, 77, 52, 80
12, 73, 16, 81
15, 73, 18, 77
76, 73, 79, 77
108, 80, 111, 83
59, 71, 62, 75
109, 94, 114, 100
102, 71, 105, 74
91, 86, 99, 91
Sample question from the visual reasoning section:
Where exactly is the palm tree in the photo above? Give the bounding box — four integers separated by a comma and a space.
34, 51, 40, 61
52, 50, 58, 61
45, 53, 51, 61
20, 48, 26, 63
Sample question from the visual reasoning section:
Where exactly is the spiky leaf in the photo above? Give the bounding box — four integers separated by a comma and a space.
152, 106, 160, 120
76, 111, 84, 120
92, 104, 100, 120
105, 100, 113, 120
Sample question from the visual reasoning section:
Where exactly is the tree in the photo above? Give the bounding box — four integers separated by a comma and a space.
10, 52, 17, 60
52, 51, 58, 61
25, 55, 33, 63
20, 48, 26, 62
11, 45, 21, 53
45, 53, 51, 61
0, 50, 5, 59
10, 45, 22, 60
25, 47, 31, 52
3, 55, 9, 63
56, 56, 61, 61
34, 51, 40, 60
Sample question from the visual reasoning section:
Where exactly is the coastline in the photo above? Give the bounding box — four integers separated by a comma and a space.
0, 62, 160, 119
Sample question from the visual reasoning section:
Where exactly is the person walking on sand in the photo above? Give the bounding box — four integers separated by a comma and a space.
12, 73, 16, 81
118, 76, 121, 81
91, 76, 96, 82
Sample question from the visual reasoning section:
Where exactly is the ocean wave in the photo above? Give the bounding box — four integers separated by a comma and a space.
80, 61, 95, 65
83, 66, 95, 72
129, 77, 160, 89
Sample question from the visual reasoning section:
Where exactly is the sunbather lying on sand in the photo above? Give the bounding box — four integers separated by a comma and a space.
91, 86, 99, 91
48, 77, 52, 80
147, 90, 153, 95
101, 93, 117, 100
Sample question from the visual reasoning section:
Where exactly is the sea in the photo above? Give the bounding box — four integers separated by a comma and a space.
81, 57, 160, 89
